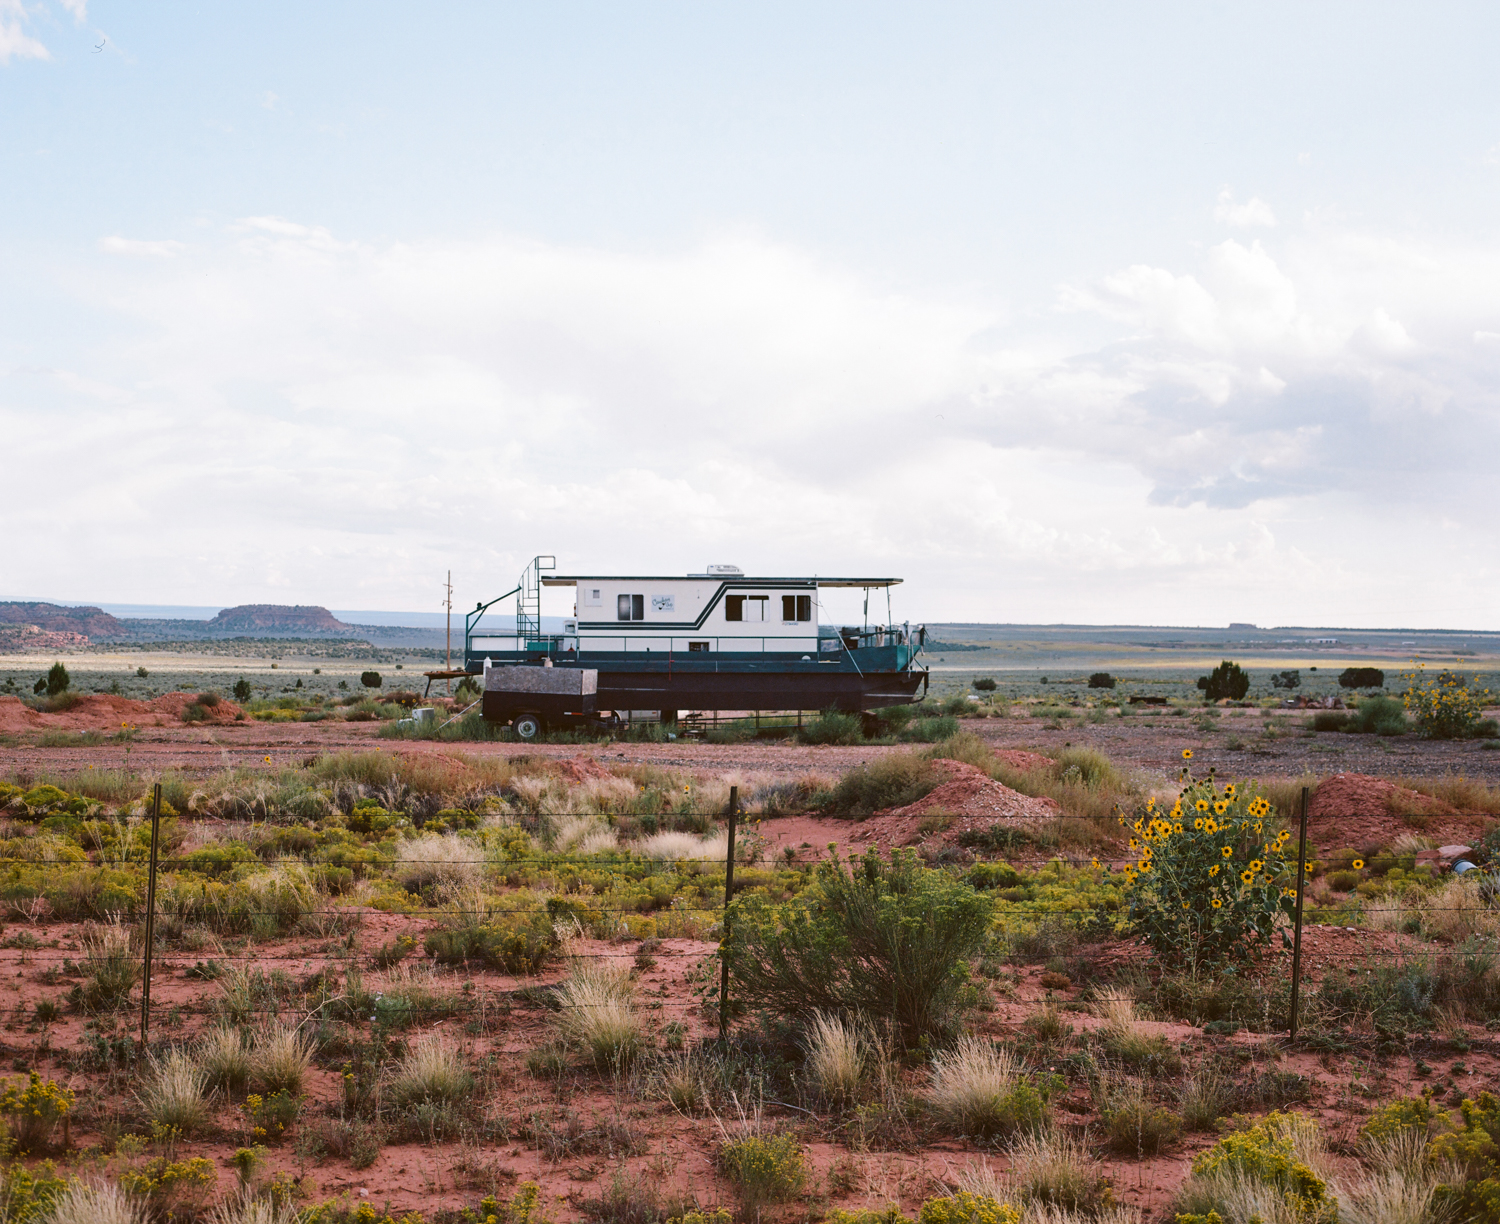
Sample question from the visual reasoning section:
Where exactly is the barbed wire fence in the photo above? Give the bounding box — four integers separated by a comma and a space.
2, 782, 1491, 1052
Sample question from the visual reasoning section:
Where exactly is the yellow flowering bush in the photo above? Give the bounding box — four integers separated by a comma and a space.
1121, 769, 1294, 971
1176, 1113, 1336, 1224
1402, 664, 1496, 739
0, 1072, 73, 1153
916, 1192, 1022, 1224
718, 1132, 807, 1210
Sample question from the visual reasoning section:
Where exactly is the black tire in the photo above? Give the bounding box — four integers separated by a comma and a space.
513, 713, 543, 741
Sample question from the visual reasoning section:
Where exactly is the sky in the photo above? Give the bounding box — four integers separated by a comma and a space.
4, 2, 1500, 629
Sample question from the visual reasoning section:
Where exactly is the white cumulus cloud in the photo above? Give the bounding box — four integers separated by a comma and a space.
1214, 190, 1277, 228
3, 207, 1499, 625
0, 0, 48, 63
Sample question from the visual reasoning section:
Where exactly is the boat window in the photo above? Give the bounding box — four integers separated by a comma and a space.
617, 594, 644, 621
688, 641, 710, 652
726, 594, 768, 621
781, 595, 815, 622
584, 587, 602, 607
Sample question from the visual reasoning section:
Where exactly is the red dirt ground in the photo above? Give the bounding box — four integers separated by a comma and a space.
0, 692, 244, 732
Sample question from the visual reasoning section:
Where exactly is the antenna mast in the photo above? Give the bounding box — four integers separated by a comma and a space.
443, 571, 454, 695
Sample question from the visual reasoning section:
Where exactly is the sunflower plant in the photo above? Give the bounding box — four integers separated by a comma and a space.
1401, 664, 1495, 740
1120, 766, 1296, 973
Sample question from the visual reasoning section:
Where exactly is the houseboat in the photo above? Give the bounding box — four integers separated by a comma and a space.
464, 557, 928, 721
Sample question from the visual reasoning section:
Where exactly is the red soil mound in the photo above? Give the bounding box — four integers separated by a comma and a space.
0, 692, 243, 732
992, 749, 1056, 772
891, 759, 1061, 821
846, 760, 1061, 851
554, 755, 617, 784
1310, 772, 1455, 819
1306, 772, 1482, 855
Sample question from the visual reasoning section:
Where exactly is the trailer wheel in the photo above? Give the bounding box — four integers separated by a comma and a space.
513, 713, 544, 741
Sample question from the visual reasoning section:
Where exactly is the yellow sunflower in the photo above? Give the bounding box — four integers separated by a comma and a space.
1193, 817, 1205, 830
1183, 749, 1193, 759
1212, 897, 1223, 909
1240, 870, 1253, 884
1353, 859, 1365, 870
1221, 847, 1233, 858
1196, 799, 1210, 812
1209, 865, 1220, 877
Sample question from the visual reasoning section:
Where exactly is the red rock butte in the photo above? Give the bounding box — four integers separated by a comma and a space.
207, 604, 352, 633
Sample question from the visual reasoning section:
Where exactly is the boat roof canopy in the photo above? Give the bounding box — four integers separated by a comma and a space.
542, 575, 902, 589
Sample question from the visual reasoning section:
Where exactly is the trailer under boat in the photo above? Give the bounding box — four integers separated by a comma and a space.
458, 556, 928, 733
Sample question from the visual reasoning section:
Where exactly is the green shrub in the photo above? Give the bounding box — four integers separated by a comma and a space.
1197, 660, 1250, 702
232, 679, 252, 702
1122, 777, 1293, 973
360, 671, 382, 688
1087, 673, 1115, 689
424, 910, 557, 974
718, 1133, 806, 1211
973, 677, 997, 692
1339, 667, 1385, 688
43, 663, 69, 697
821, 752, 938, 815
1272, 669, 1301, 689
799, 710, 864, 745
727, 848, 993, 1043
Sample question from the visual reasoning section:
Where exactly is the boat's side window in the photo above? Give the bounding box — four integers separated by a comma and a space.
584, 588, 602, 607
782, 595, 814, 623
617, 594, 644, 621
688, 641, 710, 652
725, 594, 766, 621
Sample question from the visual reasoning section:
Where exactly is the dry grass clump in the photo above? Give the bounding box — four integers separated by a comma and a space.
197, 1026, 252, 1095
1179, 1068, 1234, 1131
551, 816, 619, 856
1097, 1076, 1181, 1154
1422, 877, 1500, 942
576, 776, 638, 812
1094, 988, 1178, 1070
250, 1023, 312, 1095
802, 1012, 868, 1103
49, 1181, 146, 1224
399, 832, 483, 898
140, 1048, 210, 1136
637, 831, 730, 864
386, 1032, 474, 1111
647, 1049, 714, 1114
82, 918, 140, 1009
210, 1197, 302, 1224
555, 965, 642, 1072
1005, 1131, 1107, 1213
1397, 773, 1500, 814
928, 1036, 1044, 1142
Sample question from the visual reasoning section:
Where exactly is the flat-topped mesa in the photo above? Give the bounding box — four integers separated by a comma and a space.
208, 605, 353, 634
0, 602, 122, 639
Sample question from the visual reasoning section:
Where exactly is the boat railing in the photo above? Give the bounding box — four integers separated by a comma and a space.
465, 627, 918, 659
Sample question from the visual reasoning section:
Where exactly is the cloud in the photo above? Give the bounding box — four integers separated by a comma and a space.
1214, 190, 1277, 228
260, 91, 278, 110
4, 206, 1499, 625
97, 236, 187, 258
0, 0, 48, 63
56, 0, 85, 22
